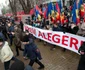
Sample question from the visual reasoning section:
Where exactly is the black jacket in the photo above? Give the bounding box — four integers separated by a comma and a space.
24, 39, 42, 60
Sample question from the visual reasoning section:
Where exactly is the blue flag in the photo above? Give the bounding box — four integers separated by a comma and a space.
47, 2, 53, 17
72, 2, 77, 23
78, 0, 83, 9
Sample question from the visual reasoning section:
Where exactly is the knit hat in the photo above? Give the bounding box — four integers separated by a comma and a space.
9, 60, 25, 70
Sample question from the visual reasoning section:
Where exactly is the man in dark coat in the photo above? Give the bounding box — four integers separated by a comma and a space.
23, 36, 44, 69
7, 23, 14, 46
0, 31, 6, 41
69, 22, 79, 34
20, 21, 23, 31
77, 42, 85, 70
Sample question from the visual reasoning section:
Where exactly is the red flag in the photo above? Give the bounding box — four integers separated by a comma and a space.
55, 2, 60, 21
56, 2, 60, 14
35, 5, 43, 15
60, 13, 65, 24
30, 8, 34, 15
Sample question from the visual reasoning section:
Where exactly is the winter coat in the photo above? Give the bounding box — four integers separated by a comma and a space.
24, 38, 42, 60
52, 26, 62, 31
77, 23, 85, 35
0, 42, 13, 63
8, 26, 14, 33
14, 28, 23, 46
0, 32, 5, 41
22, 34, 30, 42
78, 42, 85, 70
71, 26, 79, 34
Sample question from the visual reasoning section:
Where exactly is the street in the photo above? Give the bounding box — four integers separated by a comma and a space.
0, 39, 80, 70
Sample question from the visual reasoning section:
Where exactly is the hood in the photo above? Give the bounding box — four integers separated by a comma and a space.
2, 41, 9, 48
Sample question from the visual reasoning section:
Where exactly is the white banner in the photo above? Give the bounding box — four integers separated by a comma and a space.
24, 24, 85, 54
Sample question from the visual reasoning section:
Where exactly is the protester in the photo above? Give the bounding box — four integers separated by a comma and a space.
0, 20, 8, 41
7, 23, 14, 46
14, 25, 24, 56
0, 37, 17, 70
22, 30, 31, 59
1, 23, 8, 41
20, 20, 24, 31
23, 35, 45, 69
0, 30, 6, 41
51, 22, 62, 50
9, 60, 25, 70
77, 18, 85, 36
69, 22, 79, 34
77, 42, 85, 70
10, 59, 34, 70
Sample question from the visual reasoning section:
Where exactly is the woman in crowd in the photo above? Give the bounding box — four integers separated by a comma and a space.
0, 37, 17, 70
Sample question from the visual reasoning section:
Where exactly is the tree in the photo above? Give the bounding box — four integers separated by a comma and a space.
1, 6, 7, 15
18, 0, 31, 14
9, 0, 17, 15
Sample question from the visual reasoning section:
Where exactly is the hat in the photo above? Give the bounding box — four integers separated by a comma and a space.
9, 60, 25, 70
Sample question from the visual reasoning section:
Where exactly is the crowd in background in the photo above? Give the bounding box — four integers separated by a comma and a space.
27, 4, 85, 37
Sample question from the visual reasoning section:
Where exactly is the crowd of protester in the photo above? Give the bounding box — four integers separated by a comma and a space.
0, 17, 44, 70
25, 5, 85, 51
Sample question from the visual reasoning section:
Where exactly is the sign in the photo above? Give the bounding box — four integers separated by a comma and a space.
24, 24, 85, 54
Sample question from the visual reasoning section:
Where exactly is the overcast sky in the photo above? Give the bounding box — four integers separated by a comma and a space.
0, 0, 8, 14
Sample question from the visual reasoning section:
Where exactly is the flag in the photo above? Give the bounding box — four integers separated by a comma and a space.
35, 10, 41, 21
42, 7, 47, 18
47, 2, 54, 18
29, 8, 34, 15
58, 0, 64, 24
78, 0, 83, 9
78, 0, 84, 18
35, 5, 43, 15
58, 0, 62, 12
55, 2, 60, 14
60, 12, 65, 24
72, 2, 77, 23
80, 5, 84, 18
77, 0, 83, 24
54, 2, 60, 22
35, 6, 42, 21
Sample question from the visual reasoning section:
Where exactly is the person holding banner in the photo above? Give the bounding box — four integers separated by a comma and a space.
77, 42, 85, 70
51, 22, 62, 50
